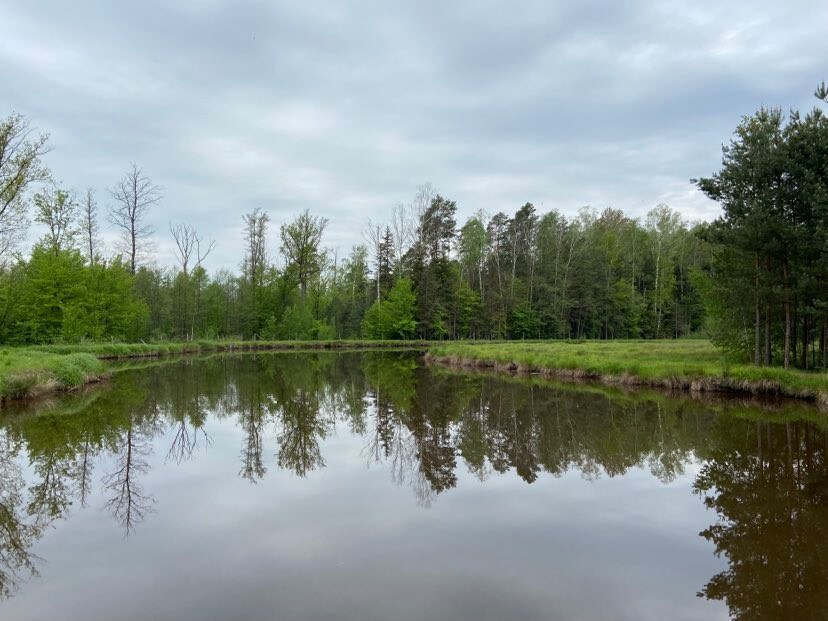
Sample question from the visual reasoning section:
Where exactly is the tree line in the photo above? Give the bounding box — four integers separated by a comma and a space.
0, 112, 709, 345
0, 81, 825, 369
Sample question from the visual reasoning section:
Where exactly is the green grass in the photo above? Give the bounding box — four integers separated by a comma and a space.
428, 340, 828, 404
0, 349, 105, 402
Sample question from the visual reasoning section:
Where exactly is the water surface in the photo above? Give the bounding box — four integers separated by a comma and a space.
1, 351, 827, 620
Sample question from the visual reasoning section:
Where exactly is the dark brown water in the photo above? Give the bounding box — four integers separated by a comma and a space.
1, 351, 827, 620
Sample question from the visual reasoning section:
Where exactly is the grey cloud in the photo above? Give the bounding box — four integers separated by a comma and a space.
2, 0, 826, 270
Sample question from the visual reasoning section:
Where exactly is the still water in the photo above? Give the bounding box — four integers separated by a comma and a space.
0, 351, 827, 620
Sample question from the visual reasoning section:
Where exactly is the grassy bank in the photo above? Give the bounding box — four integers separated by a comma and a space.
426, 340, 828, 405
0, 350, 106, 402
0, 340, 432, 403
9, 338, 828, 408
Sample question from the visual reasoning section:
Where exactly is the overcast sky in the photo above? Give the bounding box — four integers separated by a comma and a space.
2, 1, 827, 271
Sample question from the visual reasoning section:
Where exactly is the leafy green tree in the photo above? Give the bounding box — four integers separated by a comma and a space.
9, 247, 147, 343
33, 186, 77, 255
362, 278, 417, 339
280, 210, 328, 300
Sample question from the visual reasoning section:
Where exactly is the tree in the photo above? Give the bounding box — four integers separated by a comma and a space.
170, 222, 197, 276
411, 194, 457, 338
391, 201, 416, 274
240, 208, 270, 337
645, 204, 683, 338
109, 163, 161, 274
458, 213, 487, 298
33, 185, 77, 255
79, 188, 101, 264
280, 209, 328, 300
363, 219, 384, 302
696, 96, 828, 369
378, 227, 394, 296
362, 278, 417, 339
0, 113, 50, 261
816, 81, 828, 104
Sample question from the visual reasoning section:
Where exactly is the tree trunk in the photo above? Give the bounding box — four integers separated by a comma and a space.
783, 260, 791, 369
754, 253, 761, 365
764, 256, 772, 366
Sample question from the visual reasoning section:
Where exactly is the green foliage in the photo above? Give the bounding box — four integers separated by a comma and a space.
362, 278, 417, 339
696, 98, 828, 368
509, 301, 539, 339
0, 247, 148, 344
0, 117, 714, 348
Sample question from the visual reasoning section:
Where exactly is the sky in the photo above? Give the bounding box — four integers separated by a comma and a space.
2, 1, 827, 271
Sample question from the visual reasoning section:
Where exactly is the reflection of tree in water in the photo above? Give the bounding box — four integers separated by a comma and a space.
77, 429, 94, 507
239, 403, 266, 482
276, 388, 328, 477
357, 363, 721, 503
165, 369, 212, 465
166, 417, 211, 465
0, 432, 42, 599
103, 422, 156, 535
4, 350, 828, 612
694, 420, 828, 620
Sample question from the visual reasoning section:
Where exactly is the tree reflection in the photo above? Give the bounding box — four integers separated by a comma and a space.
103, 423, 155, 535
3, 349, 828, 614
166, 368, 212, 465
0, 432, 42, 599
694, 419, 828, 620
276, 388, 327, 477
166, 418, 211, 464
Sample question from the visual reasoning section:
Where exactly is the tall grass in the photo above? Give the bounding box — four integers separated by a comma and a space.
428, 340, 828, 403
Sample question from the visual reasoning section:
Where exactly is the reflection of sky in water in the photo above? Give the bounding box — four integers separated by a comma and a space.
3, 352, 823, 620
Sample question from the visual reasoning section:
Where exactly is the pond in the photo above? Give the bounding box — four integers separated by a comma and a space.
0, 351, 826, 620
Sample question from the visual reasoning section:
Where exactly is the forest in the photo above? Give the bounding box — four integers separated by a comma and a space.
0, 84, 826, 370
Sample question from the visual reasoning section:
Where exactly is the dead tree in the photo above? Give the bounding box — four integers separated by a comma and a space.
109, 163, 161, 273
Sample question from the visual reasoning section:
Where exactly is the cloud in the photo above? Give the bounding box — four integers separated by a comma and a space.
2, 0, 827, 270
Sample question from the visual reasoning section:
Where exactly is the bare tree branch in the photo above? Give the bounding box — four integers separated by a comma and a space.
108, 163, 161, 273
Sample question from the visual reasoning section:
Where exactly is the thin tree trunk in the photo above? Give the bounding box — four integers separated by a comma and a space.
764, 256, 772, 366
783, 260, 791, 369
754, 253, 761, 365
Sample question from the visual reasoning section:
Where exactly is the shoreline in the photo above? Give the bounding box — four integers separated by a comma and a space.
6, 339, 827, 409
424, 352, 828, 407
30, 339, 433, 359
0, 340, 431, 405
